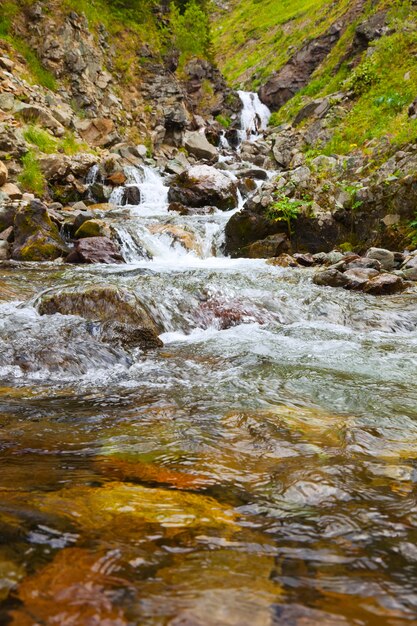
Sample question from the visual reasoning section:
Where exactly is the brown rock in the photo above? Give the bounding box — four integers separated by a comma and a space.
66, 236, 124, 264
266, 253, 299, 267
106, 171, 127, 186
344, 268, 379, 290
1, 182, 22, 200
242, 233, 290, 259
363, 274, 406, 295
75, 118, 116, 147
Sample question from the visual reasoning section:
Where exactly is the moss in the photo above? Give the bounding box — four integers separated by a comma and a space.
17, 239, 63, 261
75, 220, 106, 239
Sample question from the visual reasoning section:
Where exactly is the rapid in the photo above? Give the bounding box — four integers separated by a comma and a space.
1, 94, 417, 625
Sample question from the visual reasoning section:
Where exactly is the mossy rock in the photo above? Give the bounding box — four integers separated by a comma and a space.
74, 219, 110, 239
11, 200, 68, 261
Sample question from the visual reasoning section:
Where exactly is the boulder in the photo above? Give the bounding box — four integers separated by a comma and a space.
183, 131, 218, 162
241, 233, 290, 259
0, 226, 14, 242
344, 268, 379, 290
12, 200, 68, 261
365, 247, 395, 271
66, 236, 123, 264
313, 269, 350, 288
0, 182, 22, 200
38, 285, 162, 350
168, 202, 216, 216
0, 161, 8, 186
363, 274, 406, 296
75, 118, 117, 148
168, 165, 238, 211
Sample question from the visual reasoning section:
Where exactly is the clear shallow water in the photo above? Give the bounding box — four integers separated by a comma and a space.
2, 120, 417, 624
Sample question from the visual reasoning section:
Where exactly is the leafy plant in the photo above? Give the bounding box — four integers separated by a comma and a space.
266, 194, 304, 236
215, 114, 231, 128
344, 59, 380, 96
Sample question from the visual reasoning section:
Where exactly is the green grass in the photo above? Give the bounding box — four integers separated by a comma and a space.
23, 126, 58, 153
18, 151, 46, 196
23, 125, 90, 155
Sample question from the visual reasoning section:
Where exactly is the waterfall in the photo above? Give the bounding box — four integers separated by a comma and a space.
238, 90, 271, 143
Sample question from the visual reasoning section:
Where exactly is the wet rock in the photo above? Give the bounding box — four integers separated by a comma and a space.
363, 274, 406, 295
241, 233, 290, 259
12, 200, 68, 261
66, 236, 123, 264
123, 185, 141, 205
89, 181, 112, 203
168, 203, 216, 216
149, 224, 201, 255
38, 285, 162, 350
0, 162, 8, 186
344, 268, 379, 290
366, 247, 395, 270
183, 131, 218, 162
168, 165, 238, 211
74, 219, 111, 239
106, 171, 126, 186
313, 268, 349, 288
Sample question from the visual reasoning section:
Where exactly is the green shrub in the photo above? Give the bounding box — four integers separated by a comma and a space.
266, 194, 304, 236
18, 151, 46, 196
169, 0, 212, 61
344, 58, 380, 96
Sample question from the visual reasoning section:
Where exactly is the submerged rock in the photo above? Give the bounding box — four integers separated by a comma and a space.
12, 200, 68, 261
38, 285, 163, 350
168, 165, 238, 211
66, 236, 123, 264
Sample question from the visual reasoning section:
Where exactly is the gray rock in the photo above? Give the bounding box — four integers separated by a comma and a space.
184, 131, 218, 162
313, 268, 350, 288
366, 247, 395, 270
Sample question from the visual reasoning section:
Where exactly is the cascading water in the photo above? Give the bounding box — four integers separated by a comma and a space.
238, 90, 271, 142
2, 93, 417, 626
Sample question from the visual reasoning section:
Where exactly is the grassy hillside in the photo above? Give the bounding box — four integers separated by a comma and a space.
213, 0, 417, 154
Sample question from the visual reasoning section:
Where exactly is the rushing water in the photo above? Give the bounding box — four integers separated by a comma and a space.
1, 96, 417, 625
